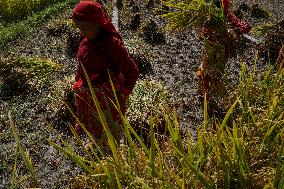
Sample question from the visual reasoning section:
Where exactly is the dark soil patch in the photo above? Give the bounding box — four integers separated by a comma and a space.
0, 59, 32, 100
129, 14, 141, 30
51, 88, 76, 134
258, 21, 284, 64
251, 4, 271, 19
65, 30, 81, 58
140, 19, 166, 45
130, 53, 153, 76
45, 24, 70, 37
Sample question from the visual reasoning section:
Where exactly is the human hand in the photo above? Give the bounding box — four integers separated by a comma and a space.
120, 87, 131, 96
227, 28, 240, 39
197, 27, 209, 40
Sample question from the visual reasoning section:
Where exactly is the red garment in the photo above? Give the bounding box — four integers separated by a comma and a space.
70, 1, 122, 40
196, 0, 251, 94
74, 33, 139, 96
222, 0, 251, 34
70, 1, 139, 136
222, 0, 231, 11
74, 80, 127, 138
226, 12, 251, 34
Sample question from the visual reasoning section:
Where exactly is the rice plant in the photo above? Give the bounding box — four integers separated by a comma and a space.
161, 0, 227, 36
0, 0, 78, 47
9, 112, 40, 188
46, 62, 284, 188
0, 0, 72, 23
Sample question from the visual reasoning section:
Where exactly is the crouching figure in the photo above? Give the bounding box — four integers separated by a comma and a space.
69, 1, 139, 140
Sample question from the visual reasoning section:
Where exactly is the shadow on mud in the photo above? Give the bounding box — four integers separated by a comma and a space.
0, 60, 32, 100
51, 89, 76, 134
140, 20, 166, 45
130, 53, 153, 77
258, 20, 284, 64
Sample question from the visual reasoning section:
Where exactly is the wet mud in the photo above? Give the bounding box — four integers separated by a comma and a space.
0, 0, 283, 188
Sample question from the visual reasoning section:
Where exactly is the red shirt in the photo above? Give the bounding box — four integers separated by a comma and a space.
225, 11, 251, 34
223, 0, 251, 34
74, 32, 139, 96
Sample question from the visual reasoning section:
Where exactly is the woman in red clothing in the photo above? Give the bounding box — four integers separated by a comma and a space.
69, 1, 139, 138
197, 0, 251, 96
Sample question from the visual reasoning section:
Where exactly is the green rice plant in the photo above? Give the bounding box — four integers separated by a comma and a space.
0, 0, 78, 48
8, 112, 39, 188
161, 0, 227, 36
19, 56, 60, 82
46, 63, 284, 188
127, 80, 169, 124
0, 56, 60, 94
0, 0, 71, 23
10, 144, 19, 189
5, 50, 282, 188
250, 23, 275, 37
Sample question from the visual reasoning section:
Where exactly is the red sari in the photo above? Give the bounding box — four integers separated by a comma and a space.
70, 1, 139, 137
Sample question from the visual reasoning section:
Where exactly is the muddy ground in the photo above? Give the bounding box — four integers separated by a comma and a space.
0, 0, 283, 188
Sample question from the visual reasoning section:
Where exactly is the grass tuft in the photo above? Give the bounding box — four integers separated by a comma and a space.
47, 65, 284, 188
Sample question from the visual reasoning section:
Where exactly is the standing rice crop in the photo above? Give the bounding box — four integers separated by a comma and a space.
46, 63, 284, 188
0, 0, 68, 22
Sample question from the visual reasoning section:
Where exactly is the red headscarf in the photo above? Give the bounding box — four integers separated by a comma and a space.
222, 0, 231, 12
70, 0, 122, 40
